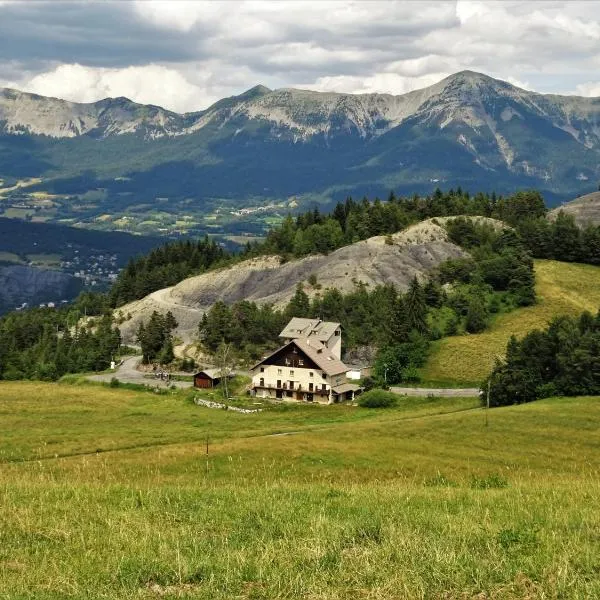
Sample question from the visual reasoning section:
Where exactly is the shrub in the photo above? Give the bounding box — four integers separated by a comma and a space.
109, 377, 120, 388
357, 389, 398, 408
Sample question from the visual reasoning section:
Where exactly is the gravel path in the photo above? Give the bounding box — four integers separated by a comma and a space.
87, 356, 193, 389
391, 386, 481, 398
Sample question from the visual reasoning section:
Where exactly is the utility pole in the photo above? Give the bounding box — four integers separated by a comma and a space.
485, 378, 491, 427
205, 435, 209, 476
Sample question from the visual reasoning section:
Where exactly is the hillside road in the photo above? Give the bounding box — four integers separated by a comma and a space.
87, 356, 193, 389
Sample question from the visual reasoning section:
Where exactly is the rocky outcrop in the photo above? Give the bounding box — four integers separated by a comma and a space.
549, 191, 600, 227
0, 265, 80, 312
115, 219, 473, 344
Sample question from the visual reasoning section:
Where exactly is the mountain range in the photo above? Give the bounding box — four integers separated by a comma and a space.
1, 71, 599, 222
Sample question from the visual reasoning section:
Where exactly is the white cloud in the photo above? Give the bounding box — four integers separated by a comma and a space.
573, 81, 600, 97
2, 0, 600, 111
9, 63, 214, 113
132, 0, 221, 32
307, 72, 449, 96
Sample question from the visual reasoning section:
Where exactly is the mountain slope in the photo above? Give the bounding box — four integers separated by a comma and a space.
549, 191, 600, 226
115, 219, 469, 344
1, 71, 599, 219
422, 260, 600, 385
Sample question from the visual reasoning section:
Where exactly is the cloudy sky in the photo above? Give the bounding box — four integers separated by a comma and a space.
1, 0, 599, 112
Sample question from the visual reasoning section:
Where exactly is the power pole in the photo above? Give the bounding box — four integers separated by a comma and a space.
485, 378, 491, 427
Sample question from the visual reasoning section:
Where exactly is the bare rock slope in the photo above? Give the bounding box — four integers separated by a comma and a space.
549, 191, 600, 227
116, 220, 471, 344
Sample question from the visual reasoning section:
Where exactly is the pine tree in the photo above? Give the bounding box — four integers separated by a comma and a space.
286, 284, 310, 318
465, 296, 488, 333
405, 277, 428, 335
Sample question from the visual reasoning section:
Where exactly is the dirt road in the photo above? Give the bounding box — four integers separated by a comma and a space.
87, 356, 193, 389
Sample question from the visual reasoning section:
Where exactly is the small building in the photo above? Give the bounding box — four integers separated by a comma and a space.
331, 383, 362, 402
193, 368, 224, 389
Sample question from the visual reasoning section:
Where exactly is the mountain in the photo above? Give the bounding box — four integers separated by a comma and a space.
0, 264, 81, 314
114, 218, 478, 344
1, 71, 600, 231
549, 191, 600, 227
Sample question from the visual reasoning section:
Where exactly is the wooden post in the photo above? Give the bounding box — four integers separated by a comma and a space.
205, 435, 209, 476
485, 378, 491, 427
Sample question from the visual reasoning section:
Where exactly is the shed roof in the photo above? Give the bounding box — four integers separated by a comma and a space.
194, 368, 223, 380
332, 383, 362, 394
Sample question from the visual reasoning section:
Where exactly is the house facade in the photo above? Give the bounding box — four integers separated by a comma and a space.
250, 319, 361, 403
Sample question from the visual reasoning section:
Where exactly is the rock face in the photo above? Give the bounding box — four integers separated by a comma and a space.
0, 88, 186, 139
115, 220, 470, 344
0, 265, 80, 312
2, 70, 599, 204
549, 191, 600, 227
3, 72, 600, 149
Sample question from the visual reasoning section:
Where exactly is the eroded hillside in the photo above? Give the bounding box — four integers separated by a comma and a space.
116, 220, 471, 344
549, 191, 600, 227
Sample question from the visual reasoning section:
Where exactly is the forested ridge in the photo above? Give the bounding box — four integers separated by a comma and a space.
106, 188, 600, 309
1, 186, 599, 393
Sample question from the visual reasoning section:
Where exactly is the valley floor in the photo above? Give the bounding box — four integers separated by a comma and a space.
1, 382, 599, 598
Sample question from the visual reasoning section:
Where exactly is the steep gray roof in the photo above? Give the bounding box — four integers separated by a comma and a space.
252, 338, 348, 377
279, 317, 340, 343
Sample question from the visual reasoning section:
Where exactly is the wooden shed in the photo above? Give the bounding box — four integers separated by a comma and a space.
193, 369, 223, 389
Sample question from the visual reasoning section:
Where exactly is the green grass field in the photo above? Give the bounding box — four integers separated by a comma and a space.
421, 260, 600, 386
1, 381, 599, 598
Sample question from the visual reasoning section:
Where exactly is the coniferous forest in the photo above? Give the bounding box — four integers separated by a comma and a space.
0, 187, 598, 404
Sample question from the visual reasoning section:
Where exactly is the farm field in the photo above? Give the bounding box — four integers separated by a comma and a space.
1, 382, 599, 598
422, 260, 600, 386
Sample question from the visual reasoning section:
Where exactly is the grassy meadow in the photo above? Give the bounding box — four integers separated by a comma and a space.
421, 260, 600, 386
1, 381, 599, 598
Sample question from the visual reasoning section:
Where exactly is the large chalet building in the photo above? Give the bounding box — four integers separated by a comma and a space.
250, 318, 360, 403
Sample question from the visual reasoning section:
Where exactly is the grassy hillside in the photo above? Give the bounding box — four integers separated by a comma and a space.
422, 260, 600, 386
1, 382, 599, 598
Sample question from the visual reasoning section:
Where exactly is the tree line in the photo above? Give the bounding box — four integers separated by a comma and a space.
486, 309, 600, 406
109, 237, 228, 306
198, 218, 536, 385
105, 188, 600, 312
0, 305, 121, 381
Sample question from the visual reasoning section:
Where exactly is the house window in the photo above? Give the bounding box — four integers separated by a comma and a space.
260, 367, 265, 372
299, 359, 304, 366
309, 372, 314, 377
286, 390, 293, 398
322, 373, 327, 379
309, 382, 313, 391
321, 383, 327, 391
290, 370, 294, 376
335, 330, 340, 336
259, 378, 264, 387
277, 368, 282, 375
